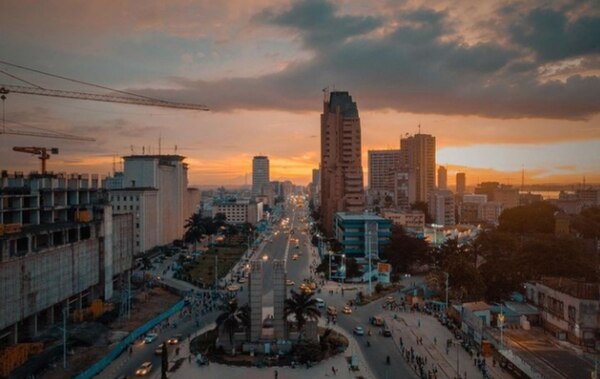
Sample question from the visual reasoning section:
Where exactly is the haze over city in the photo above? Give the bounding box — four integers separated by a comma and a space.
1, 0, 599, 186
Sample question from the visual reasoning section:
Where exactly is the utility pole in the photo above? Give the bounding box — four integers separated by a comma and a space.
214, 255, 218, 290
367, 223, 373, 296
499, 303, 505, 350
445, 272, 449, 314
127, 270, 131, 319
62, 307, 67, 369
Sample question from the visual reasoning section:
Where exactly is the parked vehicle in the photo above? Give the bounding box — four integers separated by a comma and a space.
353, 326, 365, 336
315, 298, 325, 309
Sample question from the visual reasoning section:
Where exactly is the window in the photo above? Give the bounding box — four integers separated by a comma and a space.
136, 223, 140, 229
117, 205, 120, 210
568, 305, 576, 323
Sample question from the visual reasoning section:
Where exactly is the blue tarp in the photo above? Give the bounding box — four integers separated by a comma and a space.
74, 299, 185, 379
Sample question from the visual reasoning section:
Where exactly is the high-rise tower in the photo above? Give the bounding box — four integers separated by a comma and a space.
400, 133, 436, 203
320, 91, 365, 236
252, 156, 270, 195
456, 172, 466, 195
438, 165, 447, 190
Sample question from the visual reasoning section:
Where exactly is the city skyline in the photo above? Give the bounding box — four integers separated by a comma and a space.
0, 0, 599, 186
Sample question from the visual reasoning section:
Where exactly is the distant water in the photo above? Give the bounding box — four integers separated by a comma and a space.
521, 190, 561, 200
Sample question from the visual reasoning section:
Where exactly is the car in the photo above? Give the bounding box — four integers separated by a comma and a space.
291, 254, 299, 261
168, 335, 183, 345
315, 298, 325, 309
370, 316, 384, 326
353, 326, 365, 336
342, 306, 352, 314
135, 362, 153, 376
143, 333, 158, 344
237, 277, 247, 284
383, 328, 392, 337
154, 345, 165, 355
286, 279, 295, 286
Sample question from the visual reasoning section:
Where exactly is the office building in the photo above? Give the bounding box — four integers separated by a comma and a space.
368, 149, 401, 192
334, 212, 392, 260
109, 154, 199, 254
437, 166, 447, 190
475, 182, 519, 209
428, 189, 455, 226
382, 210, 425, 230
320, 91, 365, 236
456, 172, 466, 195
252, 156, 270, 195
212, 198, 263, 225
400, 133, 436, 203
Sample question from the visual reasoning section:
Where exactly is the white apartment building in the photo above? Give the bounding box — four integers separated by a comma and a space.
429, 189, 455, 226
382, 210, 425, 230
109, 155, 199, 254
212, 199, 264, 225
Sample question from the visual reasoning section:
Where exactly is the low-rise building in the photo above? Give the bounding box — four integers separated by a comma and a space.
212, 198, 264, 225
461, 301, 491, 345
382, 209, 425, 230
429, 189, 455, 226
525, 277, 600, 346
333, 212, 392, 260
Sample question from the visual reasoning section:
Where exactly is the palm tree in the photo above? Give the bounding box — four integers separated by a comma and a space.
284, 289, 321, 336
216, 299, 250, 352
184, 211, 206, 251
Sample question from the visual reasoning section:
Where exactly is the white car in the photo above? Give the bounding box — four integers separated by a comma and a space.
353, 326, 365, 336
143, 333, 158, 344
315, 298, 325, 309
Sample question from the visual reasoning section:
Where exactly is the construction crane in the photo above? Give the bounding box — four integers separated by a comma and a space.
12, 147, 59, 174
0, 59, 209, 111
0, 85, 209, 111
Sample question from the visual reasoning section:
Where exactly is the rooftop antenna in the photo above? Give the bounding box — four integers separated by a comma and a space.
142, 146, 145, 155
112, 155, 116, 175
174, 144, 178, 154
130, 145, 134, 154
158, 134, 162, 155
322, 86, 329, 102
418, 123, 421, 134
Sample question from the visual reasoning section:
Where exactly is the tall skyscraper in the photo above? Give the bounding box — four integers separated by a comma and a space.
320, 91, 365, 236
400, 133, 436, 203
456, 172, 466, 195
438, 165, 447, 190
368, 149, 401, 192
252, 156, 270, 195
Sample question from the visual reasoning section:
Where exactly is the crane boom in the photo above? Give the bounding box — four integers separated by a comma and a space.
0, 85, 209, 111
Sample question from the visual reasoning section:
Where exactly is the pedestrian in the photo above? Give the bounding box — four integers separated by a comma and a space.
332, 366, 337, 375
274, 369, 278, 379
418, 319, 421, 328
188, 355, 192, 364
128, 346, 133, 357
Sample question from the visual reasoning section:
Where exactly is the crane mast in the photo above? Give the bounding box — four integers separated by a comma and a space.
12, 147, 59, 174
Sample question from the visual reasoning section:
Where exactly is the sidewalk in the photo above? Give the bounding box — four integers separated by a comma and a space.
383, 311, 512, 379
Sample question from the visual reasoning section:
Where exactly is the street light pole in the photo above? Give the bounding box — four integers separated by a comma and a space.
445, 272, 449, 314
62, 307, 67, 369
328, 251, 332, 282
499, 303, 505, 350
367, 225, 372, 296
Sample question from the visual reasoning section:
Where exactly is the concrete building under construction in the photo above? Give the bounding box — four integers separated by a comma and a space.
0, 171, 133, 347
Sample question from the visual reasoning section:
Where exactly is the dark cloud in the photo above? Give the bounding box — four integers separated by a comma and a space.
132, 0, 600, 120
507, 6, 600, 61
258, 0, 382, 51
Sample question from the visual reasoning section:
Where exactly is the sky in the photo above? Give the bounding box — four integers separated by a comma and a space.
0, 0, 599, 187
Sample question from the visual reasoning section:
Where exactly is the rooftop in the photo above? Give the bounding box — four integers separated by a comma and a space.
335, 212, 390, 221
328, 91, 359, 118
463, 301, 490, 312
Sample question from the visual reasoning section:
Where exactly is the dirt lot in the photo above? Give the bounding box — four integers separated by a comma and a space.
38, 287, 180, 379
